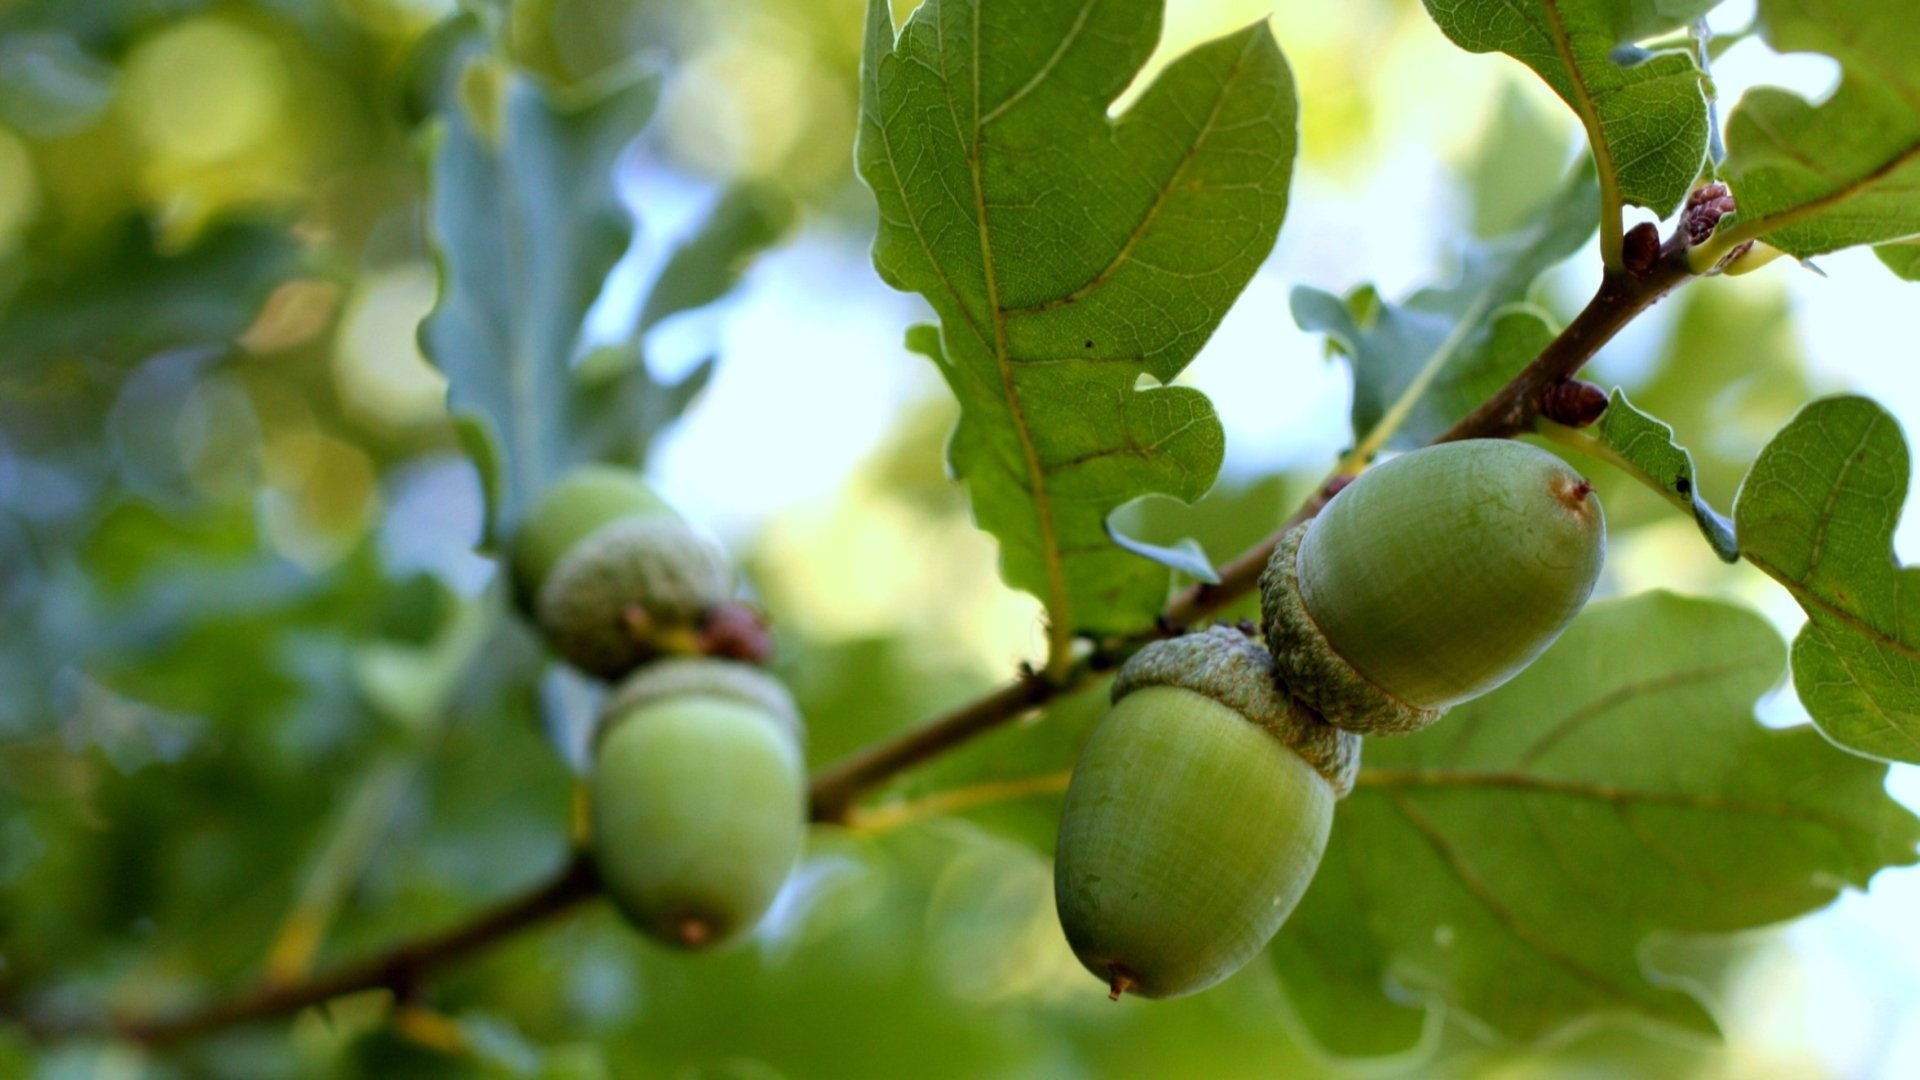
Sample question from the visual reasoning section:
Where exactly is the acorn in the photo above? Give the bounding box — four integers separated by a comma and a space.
509, 466, 735, 679
1054, 627, 1359, 1000
1261, 439, 1604, 735
589, 659, 807, 948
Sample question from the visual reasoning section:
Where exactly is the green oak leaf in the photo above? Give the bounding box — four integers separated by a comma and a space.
857, 0, 1296, 637
1718, 0, 1920, 258
1294, 168, 1596, 450
1273, 591, 1920, 1051
1877, 241, 1920, 281
1585, 388, 1739, 560
421, 48, 659, 541
1736, 395, 1920, 763
1423, 0, 1710, 219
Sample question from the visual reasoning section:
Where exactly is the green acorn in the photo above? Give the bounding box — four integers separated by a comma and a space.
590, 659, 807, 949
1054, 627, 1359, 1000
510, 466, 736, 679
1261, 439, 1605, 735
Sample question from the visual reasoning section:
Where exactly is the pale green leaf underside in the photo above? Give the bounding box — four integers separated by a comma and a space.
1591, 389, 1738, 559
1423, 0, 1709, 215
1294, 167, 1597, 450
421, 51, 658, 542
1274, 592, 1919, 1050
1736, 395, 1920, 763
1720, 0, 1920, 258
857, 0, 1297, 634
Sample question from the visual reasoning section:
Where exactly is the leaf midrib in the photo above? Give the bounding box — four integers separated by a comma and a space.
950, 2, 1072, 660
1535, 0, 1623, 256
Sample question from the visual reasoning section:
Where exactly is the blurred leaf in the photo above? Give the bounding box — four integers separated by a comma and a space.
573, 181, 796, 467
1274, 592, 1920, 1050
1294, 167, 1597, 451
637, 183, 794, 334
1461, 80, 1574, 238
0, 216, 303, 369
1718, 0, 1920, 259
858, 0, 1296, 636
1579, 388, 1738, 559
0, 31, 116, 138
1876, 241, 1920, 280
1423, 0, 1710, 217
418, 46, 659, 542
1736, 395, 1920, 763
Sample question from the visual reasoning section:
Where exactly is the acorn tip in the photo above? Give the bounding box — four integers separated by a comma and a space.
1108, 971, 1134, 1001
676, 917, 713, 948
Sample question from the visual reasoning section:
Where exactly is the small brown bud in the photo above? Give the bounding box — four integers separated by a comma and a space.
1622, 222, 1661, 276
697, 601, 776, 664
1684, 182, 1736, 247
1541, 380, 1609, 429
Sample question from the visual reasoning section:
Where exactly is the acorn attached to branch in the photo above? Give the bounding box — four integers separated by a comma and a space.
589, 659, 807, 949
1053, 627, 1359, 1000
510, 466, 741, 679
1260, 439, 1605, 736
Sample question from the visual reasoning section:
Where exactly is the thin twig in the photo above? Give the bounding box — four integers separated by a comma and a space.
12, 853, 601, 1048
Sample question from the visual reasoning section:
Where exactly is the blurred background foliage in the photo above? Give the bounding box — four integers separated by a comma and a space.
0, 0, 1911, 1077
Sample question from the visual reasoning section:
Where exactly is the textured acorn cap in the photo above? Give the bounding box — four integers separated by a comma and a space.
597, 657, 803, 750
1114, 626, 1359, 797
1260, 525, 1445, 737
510, 465, 674, 609
535, 515, 734, 679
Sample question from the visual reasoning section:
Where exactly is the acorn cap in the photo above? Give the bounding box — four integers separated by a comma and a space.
1114, 626, 1359, 797
535, 515, 734, 679
597, 657, 803, 751
510, 465, 674, 608
1260, 524, 1445, 737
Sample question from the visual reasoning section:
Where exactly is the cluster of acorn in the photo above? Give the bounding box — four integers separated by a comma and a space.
510, 467, 804, 950
512, 442, 1604, 992
1054, 440, 1606, 999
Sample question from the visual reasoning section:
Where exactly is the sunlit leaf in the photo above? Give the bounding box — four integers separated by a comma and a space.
1423, 0, 1710, 219
1274, 591, 1920, 1050
1718, 0, 1920, 258
858, 0, 1297, 636
1736, 395, 1920, 763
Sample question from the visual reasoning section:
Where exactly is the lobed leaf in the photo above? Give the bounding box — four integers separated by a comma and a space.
1718, 0, 1920, 259
857, 0, 1297, 637
1274, 592, 1920, 1051
1422, 0, 1710, 221
420, 48, 660, 542
1736, 395, 1920, 762
1586, 388, 1739, 560
1294, 168, 1597, 452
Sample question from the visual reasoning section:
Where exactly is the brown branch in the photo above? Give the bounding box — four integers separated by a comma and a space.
12, 853, 601, 1048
